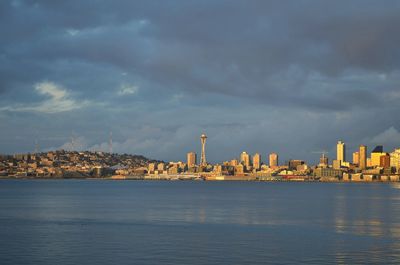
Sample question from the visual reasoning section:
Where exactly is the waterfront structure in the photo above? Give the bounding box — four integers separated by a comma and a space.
269, 152, 278, 167
353, 151, 359, 165
390, 149, 400, 172
148, 163, 156, 174
315, 167, 342, 179
213, 164, 222, 174
371, 146, 385, 167
367, 158, 372, 167
230, 159, 238, 166
253, 153, 261, 170
168, 164, 179, 174
359, 145, 367, 170
240, 152, 251, 168
234, 164, 244, 175
319, 153, 328, 167
288, 160, 304, 170
157, 163, 165, 173
333, 159, 341, 170
187, 152, 197, 167
336, 140, 346, 165
200, 134, 207, 166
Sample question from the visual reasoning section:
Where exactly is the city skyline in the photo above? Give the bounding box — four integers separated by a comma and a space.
3, 133, 400, 180
2, 2, 400, 265
1, 1, 400, 163
182, 136, 399, 167
5, 132, 398, 168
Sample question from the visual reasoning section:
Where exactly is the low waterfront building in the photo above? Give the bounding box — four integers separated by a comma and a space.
314, 168, 342, 179
234, 164, 244, 175
288, 160, 304, 170
332, 159, 341, 170
230, 159, 238, 167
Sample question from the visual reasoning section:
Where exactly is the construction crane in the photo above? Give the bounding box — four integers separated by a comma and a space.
312, 150, 329, 165
311, 150, 329, 156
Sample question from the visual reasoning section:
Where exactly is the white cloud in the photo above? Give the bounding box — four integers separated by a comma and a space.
383, 91, 400, 101
370, 127, 400, 146
117, 84, 138, 96
169, 93, 184, 104
58, 136, 88, 151
66, 28, 80, 36
0, 81, 90, 113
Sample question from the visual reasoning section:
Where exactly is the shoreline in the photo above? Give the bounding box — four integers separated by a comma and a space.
1, 177, 399, 184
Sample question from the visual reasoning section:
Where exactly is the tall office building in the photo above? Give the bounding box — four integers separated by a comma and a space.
359, 145, 367, 170
187, 152, 197, 167
253, 153, 261, 170
336, 140, 346, 165
353, 151, 359, 165
240, 151, 251, 168
380, 154, 390, 169
371, 145, 385, 167
390, 149, 400, 172
269, 153, 278, 167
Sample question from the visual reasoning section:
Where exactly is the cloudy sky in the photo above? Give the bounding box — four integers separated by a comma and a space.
1, 0, 400, 164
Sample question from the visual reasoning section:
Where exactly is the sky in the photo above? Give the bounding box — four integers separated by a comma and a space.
1, 0, 400, 164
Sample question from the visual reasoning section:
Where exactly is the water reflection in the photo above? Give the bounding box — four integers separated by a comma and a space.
2, 181, 400, 265
333, 183, 400, 264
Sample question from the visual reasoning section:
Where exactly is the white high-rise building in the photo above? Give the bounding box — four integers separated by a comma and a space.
336, 140, 346, 165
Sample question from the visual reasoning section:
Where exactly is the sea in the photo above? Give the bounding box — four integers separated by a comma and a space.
1, 180, 400, 264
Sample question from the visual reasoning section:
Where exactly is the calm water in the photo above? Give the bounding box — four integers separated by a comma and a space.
1, 180, 400, 264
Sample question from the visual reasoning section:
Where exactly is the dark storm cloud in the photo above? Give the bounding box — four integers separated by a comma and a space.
1, 0, 400, 161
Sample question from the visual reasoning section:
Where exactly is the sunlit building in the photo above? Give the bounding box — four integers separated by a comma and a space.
390, 149, 400, 172
213, 164, 222, 174
319, 153, 328, 167
157, 163, 165, 173
380, 154, 390, 169
253, 153, 261, 170
333, 159, 341, 170
371, 145, 385, 167
353, 151, 359, 165
167, 164, 179, 174
288, 160, 304, 170
336, 140, 346, 165
359, 145, 367, 170
187, 152, 197, 167
367, 158, 372, 168
230, 159, 238, 167
240, 152, 251, 168
148, 163, 156, 174
269, 152, 278, 167
234, 164, 244, 175
315, 167, 342, 179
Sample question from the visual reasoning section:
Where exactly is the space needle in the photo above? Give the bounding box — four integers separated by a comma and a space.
200, 133, 207, 166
